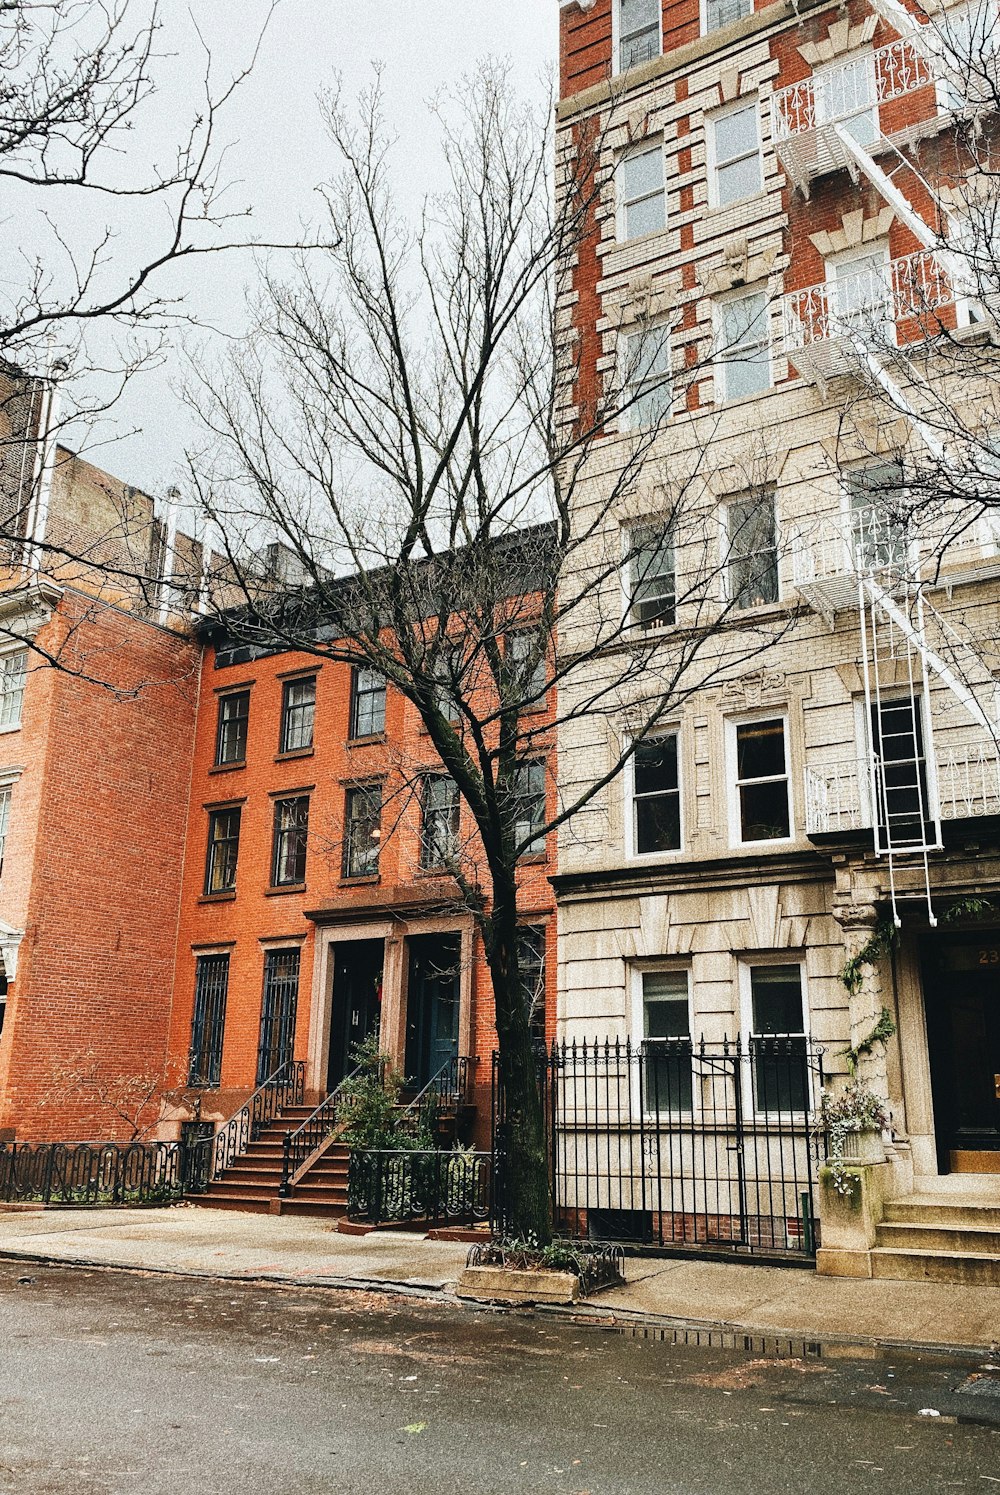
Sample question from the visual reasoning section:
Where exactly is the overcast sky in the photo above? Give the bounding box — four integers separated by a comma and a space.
67, 0, 559, 497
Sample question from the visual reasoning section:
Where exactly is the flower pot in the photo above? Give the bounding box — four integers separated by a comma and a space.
832, 1128, 886, 1165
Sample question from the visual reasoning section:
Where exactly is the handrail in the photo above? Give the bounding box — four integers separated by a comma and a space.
400, 1055, 476, 1136
279, 1063, 364, 1195
185, 1058, 305, 1193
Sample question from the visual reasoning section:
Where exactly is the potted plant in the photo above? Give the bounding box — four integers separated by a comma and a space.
458, 1235, 625, 1305
814, 1082, 890, 1196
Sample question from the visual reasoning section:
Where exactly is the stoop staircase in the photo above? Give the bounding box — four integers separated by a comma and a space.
871, 1188, 1000, 1286
188, 1106, 349, 1219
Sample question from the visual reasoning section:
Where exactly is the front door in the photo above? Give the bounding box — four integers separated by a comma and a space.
924, 935, 1000, 1171
327, 939, 384, 1091
404, 933, 461, 1089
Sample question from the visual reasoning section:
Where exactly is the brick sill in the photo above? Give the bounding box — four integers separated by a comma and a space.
208, 761, 246, 775
346, 734, 386, 749
264, 883, 307, 897
275, 747, 314, 763
198, 891, 236, 904
340, 874, 380, 887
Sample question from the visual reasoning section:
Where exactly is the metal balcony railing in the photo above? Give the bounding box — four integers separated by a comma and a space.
773, 39, 936, 190
782, 252, 955, 384
805, 744, 1000, 835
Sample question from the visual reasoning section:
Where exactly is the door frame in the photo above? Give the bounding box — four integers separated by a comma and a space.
921, 929, 1000, 1173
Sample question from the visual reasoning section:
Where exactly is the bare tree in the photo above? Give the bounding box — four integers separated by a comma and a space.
184, 64, 801, 1241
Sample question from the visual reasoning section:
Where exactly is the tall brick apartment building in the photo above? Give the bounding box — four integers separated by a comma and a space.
0, 364, 201, 1141
555, 0, 1000, 1277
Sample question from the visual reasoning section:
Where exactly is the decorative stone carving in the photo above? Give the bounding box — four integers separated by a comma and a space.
721, 669, 787, 708
797, 15, 878, 67
809, 207, 895, 259
700, 243, 778, 295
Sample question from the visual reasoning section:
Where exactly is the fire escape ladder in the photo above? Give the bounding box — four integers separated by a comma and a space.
858, 573, 942, 926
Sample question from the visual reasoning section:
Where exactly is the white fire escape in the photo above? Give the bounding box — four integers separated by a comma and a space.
776, 0, 1000, 922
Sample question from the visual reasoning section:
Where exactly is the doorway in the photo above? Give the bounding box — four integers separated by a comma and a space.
404, 933, 461, 1089
923, 934, 1000, 1172
327, 939, 384, 1092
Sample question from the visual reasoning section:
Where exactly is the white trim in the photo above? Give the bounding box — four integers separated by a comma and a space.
0, 920, 25, 980
612, 0, 663, 76
725, 710, 795, 847
705, 96, 763, 211
629, 962, 694, 1118
736, 956, 812, 1120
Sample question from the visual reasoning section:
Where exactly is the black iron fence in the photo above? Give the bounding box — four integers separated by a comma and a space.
186, 1058, 306, 1193
494, 1037, 824, 1258
347, 1148, 495, 1229
0, 1141, 187, 1206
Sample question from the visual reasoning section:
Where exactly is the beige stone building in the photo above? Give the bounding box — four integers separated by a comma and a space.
554, 0, 1000, 1277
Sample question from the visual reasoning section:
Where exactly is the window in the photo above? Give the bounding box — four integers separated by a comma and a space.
710, 101, 762, 207
204, 806, 241, 894
0, 786, 10, 874
626, 524, 675, 628
189, 953, 229, 1088
727, 493, 778, 608
747, 965, 808, 1112
631, 735, 681, 854
622, 325, 672, 430
815, 52, 877, 145
430, 649, 461, 724
420, 774, 460, 870
256, 948, 300, 1084
343, 783, 382, 878
350, 666, 386, 739
280, 676, 316, 754
704, 0, 752, 33
616, 0, 661, 71
844, 461, 908, 573
0, 971, 6, 1042
215, 690, 249, 766
619, 143, 666, 241
870, 697, 931, 848
715, 291, 771, 401
827, 246, 891, 339
517, 925, 547, 1041
733, 718, 791, 842
508, 631, 547, 710
0, 650, 27, 730
939, 2, 1000, 108
514, 761, 546, 858
640, 970, 692, 1112
271, 795, 309, 887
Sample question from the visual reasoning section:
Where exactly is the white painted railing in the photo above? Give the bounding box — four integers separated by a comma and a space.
791, 502, 1000, 592
782, 252, 954, 354
773, 38, 934, 141
805, 744, 1000, 834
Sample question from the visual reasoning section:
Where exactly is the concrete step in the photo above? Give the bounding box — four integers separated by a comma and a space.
195, 1180, 276, 1202
274, 1198, 349, 1219
875, 1221, 1000, 1254
883, 1199, 1000, 1230
188, 1194, 273, 1214
871, 1247, 1000, 1286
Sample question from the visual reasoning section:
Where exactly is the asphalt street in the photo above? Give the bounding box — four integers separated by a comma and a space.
1, 1260, 999, 1494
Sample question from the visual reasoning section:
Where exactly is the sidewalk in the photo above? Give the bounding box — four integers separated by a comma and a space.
2, 1203, 999, 1354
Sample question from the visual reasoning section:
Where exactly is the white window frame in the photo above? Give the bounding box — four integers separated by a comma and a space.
706, 98, 763, 210
630, 962, 694, 1117
701, 0, 753, 36
824, 242, 894, 345
726, 711, 794, 847
0, 648, 28, 734
617, 141, 666, 243
613, 0, 663, 75
621, 520, 676, 630
713, 287, 773, 403
737, 956, 812, 1119
814, 49, 878, 139
620, 322, 673, 432
722, 490, 779, 609
625, 728, 683, 859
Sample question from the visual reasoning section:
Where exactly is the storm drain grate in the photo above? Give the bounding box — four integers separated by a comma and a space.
601, 1322, 824, 1359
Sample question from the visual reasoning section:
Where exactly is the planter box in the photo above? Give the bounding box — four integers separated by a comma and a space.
456, 1265, 581, 1305
831, 1129, 886, 1166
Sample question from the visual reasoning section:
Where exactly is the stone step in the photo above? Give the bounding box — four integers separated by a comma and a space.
195, 1180, 275, 1202
875, 1221, 1000, 1254
871, 1247, 1000, 1287
274, 1198, 349, 1219
188, 1195, 273, 1215
883, 1199, 1000, 1230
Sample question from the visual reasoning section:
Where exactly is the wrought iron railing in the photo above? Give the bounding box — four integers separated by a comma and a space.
783, 252, 955, 356
347, 1148, 494, 1229
773, 38, 933, 142
494, 1038, 823, 1257
278, 1063, 365, 1196
399, 1055, 476, 1138
0, 1141, 186, 1206
185, 1058, 305, 1193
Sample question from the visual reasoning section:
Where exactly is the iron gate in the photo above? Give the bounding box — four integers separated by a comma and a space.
495, 1037, 823, 1258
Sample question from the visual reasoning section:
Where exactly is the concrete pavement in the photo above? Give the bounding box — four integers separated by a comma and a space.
2, 1202, 999, 1353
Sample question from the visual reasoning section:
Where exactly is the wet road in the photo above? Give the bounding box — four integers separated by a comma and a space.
1, 1261, 999, 1494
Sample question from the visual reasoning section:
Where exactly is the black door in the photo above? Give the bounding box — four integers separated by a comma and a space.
327, 939, 384, 1091
404, 933, 461, 1089
924, 936, 1000, 1169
